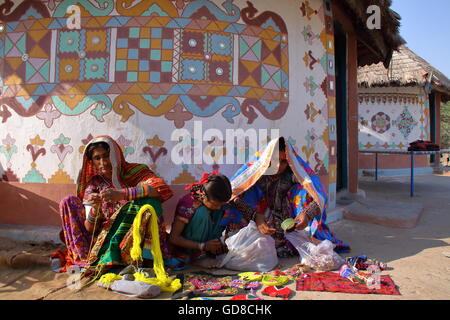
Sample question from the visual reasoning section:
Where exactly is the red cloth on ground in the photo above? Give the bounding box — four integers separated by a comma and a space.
230, 294, 262, 300
50, 249, 73, 273
262, 286, 291, 300
296, 272, 400, 295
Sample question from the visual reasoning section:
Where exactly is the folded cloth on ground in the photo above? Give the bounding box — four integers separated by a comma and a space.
238, 272, 264, 281
172, 272, 244, 299
109, 279, 161, 299
296, 272, 400, 295
262, 286, 291, 300
261, 274, 289, 286
230, 279, 259, 290
230, 293, 262, 300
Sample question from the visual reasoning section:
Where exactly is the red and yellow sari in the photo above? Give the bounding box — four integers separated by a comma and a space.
57, 136, 173, 271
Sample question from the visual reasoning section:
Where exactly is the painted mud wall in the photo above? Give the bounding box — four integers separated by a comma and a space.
0, 0, 337, 226
358, 86, 432, 174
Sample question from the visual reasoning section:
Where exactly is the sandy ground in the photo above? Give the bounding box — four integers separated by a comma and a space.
0, 174, 449, 300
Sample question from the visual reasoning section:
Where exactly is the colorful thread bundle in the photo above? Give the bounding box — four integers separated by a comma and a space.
98, 273, 123, 289
130, 204, 181, 293
97, 204, 182, 294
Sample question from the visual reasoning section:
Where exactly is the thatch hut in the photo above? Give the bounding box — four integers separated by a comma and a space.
358, 45, 450, 176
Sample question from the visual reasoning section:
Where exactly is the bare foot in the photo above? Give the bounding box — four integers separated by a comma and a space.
10, 253, 50, 269
192, 257, 220, 269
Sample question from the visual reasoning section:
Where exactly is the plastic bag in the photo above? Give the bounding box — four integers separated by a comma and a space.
285, 231, 345, 271
219, 221, 278, 272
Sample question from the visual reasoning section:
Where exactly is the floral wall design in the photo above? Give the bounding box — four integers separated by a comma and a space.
0, 0, 334, 207
358, 87, 430, 150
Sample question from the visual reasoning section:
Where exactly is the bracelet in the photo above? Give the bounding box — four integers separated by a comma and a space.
87, 207, 101, 224
198, 242, 206, 251
304, 201, 321, 220
125, 185, 152, 201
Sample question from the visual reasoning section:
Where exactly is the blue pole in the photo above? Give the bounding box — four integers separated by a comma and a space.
375, 152, 378, 181
410, 152, 414, 197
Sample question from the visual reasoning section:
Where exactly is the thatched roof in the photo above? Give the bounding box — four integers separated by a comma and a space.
339, 0, 406, 67
358, 45, 450, 101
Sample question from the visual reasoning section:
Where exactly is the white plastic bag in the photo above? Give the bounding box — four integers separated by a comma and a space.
285, 231, 345, 271
219, 221, 278, 272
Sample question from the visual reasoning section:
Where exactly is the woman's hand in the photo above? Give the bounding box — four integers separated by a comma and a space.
255, 213, 276, 235
86, 193, 102, 205
204, 239, 223, 254
294, 212, 310, 231
100, 188, 126, 202
227, 223, 241, 233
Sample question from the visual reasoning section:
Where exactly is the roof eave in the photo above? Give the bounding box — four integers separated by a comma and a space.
337, 0, 405, 67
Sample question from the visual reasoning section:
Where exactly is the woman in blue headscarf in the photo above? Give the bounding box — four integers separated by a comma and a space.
228, 137, 350, 258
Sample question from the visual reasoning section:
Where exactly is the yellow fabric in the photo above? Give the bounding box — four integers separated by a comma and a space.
130, 205, 181, 293
238, 272, 263, 282
133, 272, 181, 293
98, 273, 123, 289
261, 275, 289, 286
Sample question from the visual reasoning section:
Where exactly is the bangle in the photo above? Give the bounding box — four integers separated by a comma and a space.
87, 207, 100, 224
125, 185, 152, 201
304, 201, 321, 220
198, 242, 205, 251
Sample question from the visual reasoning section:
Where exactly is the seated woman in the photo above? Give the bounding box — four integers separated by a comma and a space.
57, 135, 173, 271
229, 137, 350, 258
169, 172, 245, 269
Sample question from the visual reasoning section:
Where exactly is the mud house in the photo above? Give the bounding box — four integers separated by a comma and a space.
0, 0, 403, 228
358, 45, 450, 177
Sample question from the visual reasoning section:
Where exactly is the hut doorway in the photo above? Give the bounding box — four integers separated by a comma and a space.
334, 23, 348, 192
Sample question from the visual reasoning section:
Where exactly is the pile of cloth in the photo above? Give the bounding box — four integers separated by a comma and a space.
296, 255, 400, 296
171, 270, 295, 300
94, 253, 399, 299
408, 140, 440, 151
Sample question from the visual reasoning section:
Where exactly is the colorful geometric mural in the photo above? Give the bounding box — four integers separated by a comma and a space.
371, 112, 391, 134
358, 90, 429, 150
1, 0, 289, 125
0, 0, 333, 208
395, 106, 418, 140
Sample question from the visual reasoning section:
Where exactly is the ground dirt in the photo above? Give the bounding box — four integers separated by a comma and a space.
1, 175, 449, 300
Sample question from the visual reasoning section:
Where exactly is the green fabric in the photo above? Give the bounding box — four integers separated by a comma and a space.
91, 198, 162, 267
181, 205, 225, 255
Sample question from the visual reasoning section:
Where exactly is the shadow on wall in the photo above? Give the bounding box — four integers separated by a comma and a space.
0, 181, 186, 229
0, 182, 69, 227
333, 175, 450, 263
